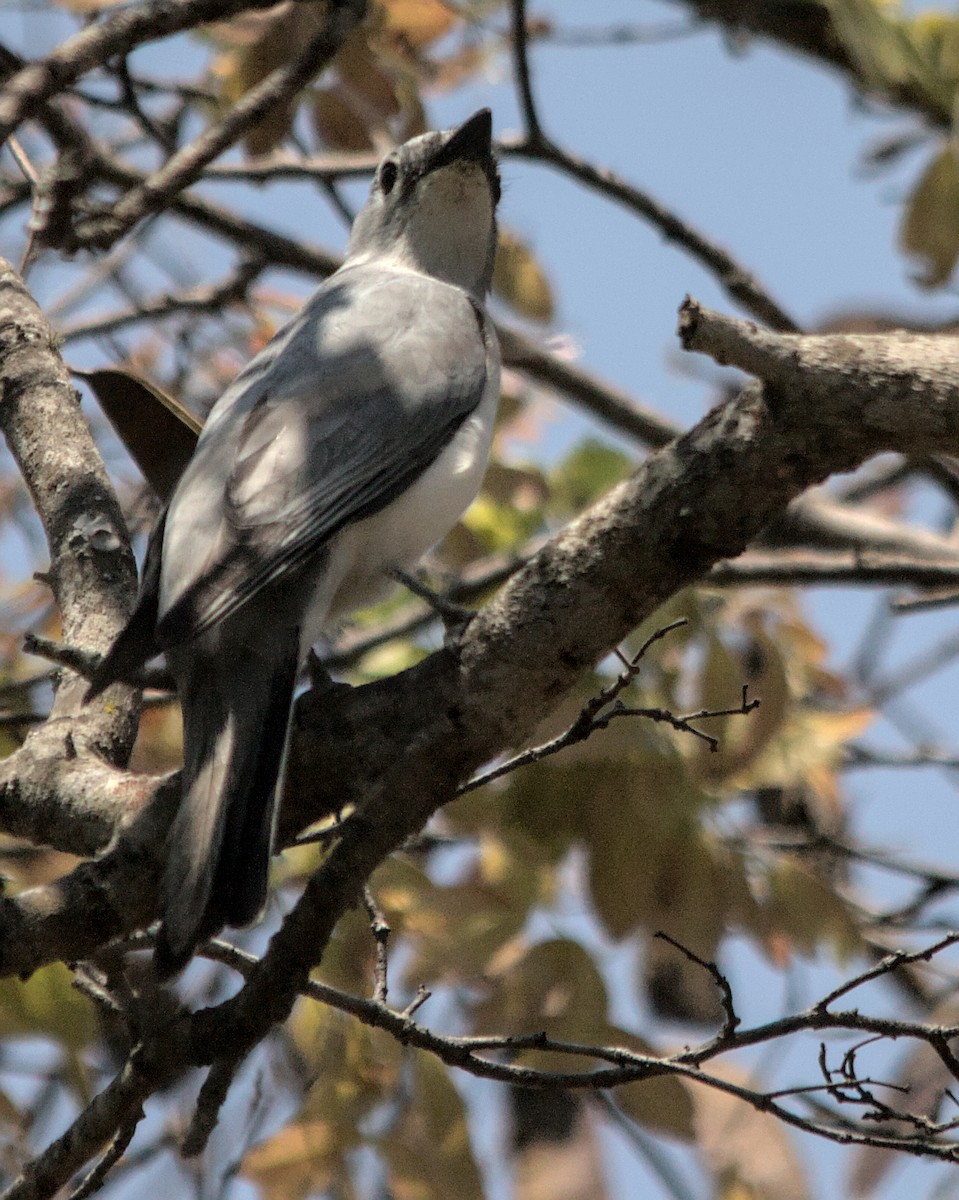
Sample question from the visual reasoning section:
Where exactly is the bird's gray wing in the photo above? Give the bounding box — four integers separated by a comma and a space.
157, 268, 490, 647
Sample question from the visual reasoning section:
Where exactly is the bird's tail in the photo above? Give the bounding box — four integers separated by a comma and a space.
153, 640, 299, 978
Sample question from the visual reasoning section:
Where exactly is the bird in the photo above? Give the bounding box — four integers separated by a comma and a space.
86, 108, 502, 976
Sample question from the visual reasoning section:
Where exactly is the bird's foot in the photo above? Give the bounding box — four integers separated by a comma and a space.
389, 567, 475, 645
304, 647, 350, 695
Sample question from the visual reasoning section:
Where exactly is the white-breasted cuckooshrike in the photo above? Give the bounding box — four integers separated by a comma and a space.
87, 109, 502, 975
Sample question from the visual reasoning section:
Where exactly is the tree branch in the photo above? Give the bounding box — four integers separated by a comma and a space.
7, 285, 959, 1184
71, 0, 366, 250
5, 296, 959, 978
0, 0, 329, 146
0, 256, 140, 849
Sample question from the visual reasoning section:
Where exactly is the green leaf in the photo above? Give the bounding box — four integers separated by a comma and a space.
829, 0, 948, 116
0, 963, 94, 1049
900, 143, 959, 287
548, 439, 633, 518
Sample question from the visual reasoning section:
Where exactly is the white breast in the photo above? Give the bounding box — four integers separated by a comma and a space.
298, 344, 501, 654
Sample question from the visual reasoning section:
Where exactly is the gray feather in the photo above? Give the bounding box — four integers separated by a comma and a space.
156, 269, 487, 649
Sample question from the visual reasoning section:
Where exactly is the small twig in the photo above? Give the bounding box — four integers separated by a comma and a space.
0, 0, 325, 145
110, 55, 175, 154
814, 932, 959, 1014
461, 630, 759, 792
60, 257, 264, 344
190, 941, 959, 1161
592, 687, 760, 753
401, 985, 431, 1020
388, 566, 474, 633
890, 589, 959, 615
71, 0, 365, 250
592, 1093, 701, 1200
460, 620, 688, 793
6, 135, 38, 185
6, 134, 40, 271
67, 1112, 142, 1200
362, 885, 391, 1005
505, 135, 799, 333
511, 0, 545, 147
181, 1055, 243, 1158
768, 1077, 906, 1103
22, 633, 100, 680
654, 932, 740, 1040
845, 743, 959, 772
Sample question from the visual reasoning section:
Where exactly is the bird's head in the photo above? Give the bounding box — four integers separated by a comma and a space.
347, 108, 500, 298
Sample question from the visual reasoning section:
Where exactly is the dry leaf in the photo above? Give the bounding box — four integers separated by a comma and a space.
381, 0, 457, 48
693, 1070, 811, 1200
76, 367, 200, 502
493, 228, 555, 322
513, 1101, 609, 1200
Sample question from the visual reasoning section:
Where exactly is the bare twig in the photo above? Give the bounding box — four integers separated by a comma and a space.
0, 0, 331, 144
59, 258, 264, 344
72, 0, 366, 250
460, 632, 758, 793
362, 885, 391, 1005
654, 932, 740, 1041
67, 1111, 143, 1200
181, 1054, 243, 1158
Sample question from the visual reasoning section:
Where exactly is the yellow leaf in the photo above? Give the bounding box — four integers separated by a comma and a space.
696, 630, 790, 785
0, 964, 96, 1100
313, 88, 375, 151
548, 438, 633, 517
381, 1053, 483, 1199
900, 143, 959, 287
213, 2, 332, 154
461, 493, 541, 552
830, 0, 939, 98
476, 939, 609, 1051
512, 1103, 609, 1200
376, 847, 541, 988
313, 26, 405, 150
612, 1027, 695, 1139
493, 228, 555, 323
481, 461, 549, 510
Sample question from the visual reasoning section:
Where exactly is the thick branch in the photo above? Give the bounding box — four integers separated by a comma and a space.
679, 299, 959, 425
5, 300, 959, 978
0, 257, 139, 847
6, 296, 959, 1188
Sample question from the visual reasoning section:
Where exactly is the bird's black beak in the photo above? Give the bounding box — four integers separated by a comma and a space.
429, 108, 495, 173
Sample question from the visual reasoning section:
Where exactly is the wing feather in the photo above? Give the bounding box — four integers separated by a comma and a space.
156, 267, 488, 647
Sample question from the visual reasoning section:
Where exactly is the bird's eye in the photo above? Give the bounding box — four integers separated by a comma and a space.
379, 160, 398, 195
